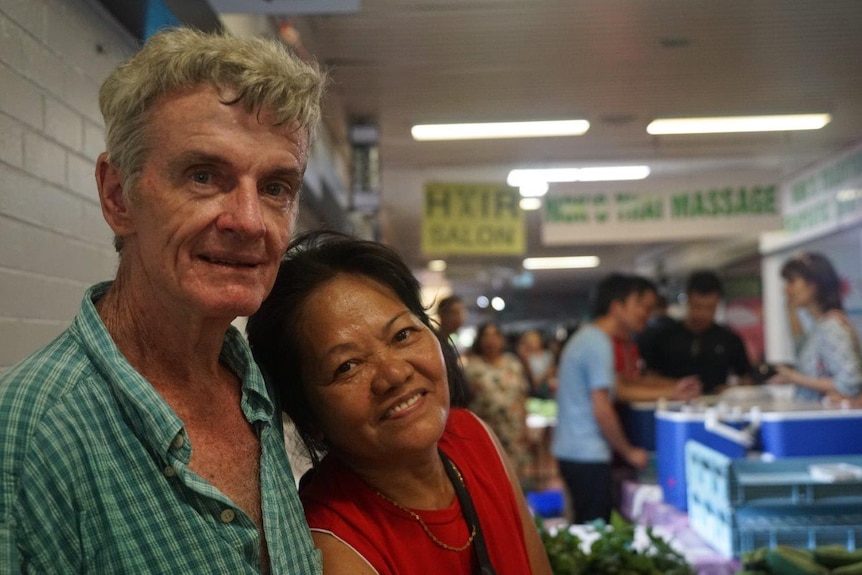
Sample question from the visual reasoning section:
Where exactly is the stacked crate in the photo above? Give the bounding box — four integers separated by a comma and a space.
685, 440, 862, 557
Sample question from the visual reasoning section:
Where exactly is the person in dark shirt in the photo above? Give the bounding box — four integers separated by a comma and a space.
638, 270, 752, 394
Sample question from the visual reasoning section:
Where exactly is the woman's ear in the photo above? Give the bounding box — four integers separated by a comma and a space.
96, 153, 135, 237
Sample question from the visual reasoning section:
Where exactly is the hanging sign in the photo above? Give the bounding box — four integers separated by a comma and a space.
422, 183, 525, 255
542, 184, 781, 245
780, 141, 862, 237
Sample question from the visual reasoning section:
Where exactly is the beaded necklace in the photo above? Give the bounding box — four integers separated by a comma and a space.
373, 456, 476, 552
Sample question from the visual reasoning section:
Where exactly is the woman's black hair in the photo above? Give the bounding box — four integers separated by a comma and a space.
780, 251, 843, 312
246, 229, 468, 466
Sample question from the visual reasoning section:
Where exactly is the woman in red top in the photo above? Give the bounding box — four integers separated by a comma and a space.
247, 231, 551, 575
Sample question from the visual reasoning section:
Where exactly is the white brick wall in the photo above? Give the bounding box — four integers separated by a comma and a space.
0, 0, 136, 371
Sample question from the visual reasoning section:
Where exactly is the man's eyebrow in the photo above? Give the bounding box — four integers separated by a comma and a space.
167, 152, 306, 178
267, 166, 305, 180
168, 150, 228, 169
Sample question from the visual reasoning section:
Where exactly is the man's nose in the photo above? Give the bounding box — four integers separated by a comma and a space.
216, 179, 266, 238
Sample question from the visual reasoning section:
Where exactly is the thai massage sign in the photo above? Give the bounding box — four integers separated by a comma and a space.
542, 184, 781, 244
422, 183, 525, 255
780, 142, 862, 237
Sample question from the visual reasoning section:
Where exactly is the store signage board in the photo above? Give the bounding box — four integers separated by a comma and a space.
422, 183, 525, 255
761, 141, 862, 255
542, 184, 781, 245
783, 143, 862, 234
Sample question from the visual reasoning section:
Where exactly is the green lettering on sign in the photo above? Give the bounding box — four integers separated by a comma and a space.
616, 193, 663, 221
784, 200, 831, 232
545, 195, 590, 223
670, 185, 776, 218
837, 192, 862, 219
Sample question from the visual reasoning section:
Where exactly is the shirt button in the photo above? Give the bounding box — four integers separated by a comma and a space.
164, 466, 176, 477
220, 508, 236, 523
171, 434, 185, 449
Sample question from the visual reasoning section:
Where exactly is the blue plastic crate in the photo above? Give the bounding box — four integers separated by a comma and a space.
735, 505, 862, 555
686, 440, 862, 557
686, 440, 862, 508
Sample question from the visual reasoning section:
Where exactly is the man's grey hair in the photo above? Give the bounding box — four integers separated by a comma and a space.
99, 27, 326, 251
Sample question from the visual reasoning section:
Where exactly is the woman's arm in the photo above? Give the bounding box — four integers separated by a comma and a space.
312, 531, 380, 575
769, 364, 835, 394
771, 316, 862, 396
477, 418, 553, 575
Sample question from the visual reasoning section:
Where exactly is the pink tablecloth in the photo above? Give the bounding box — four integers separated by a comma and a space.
619, 479, 740, 575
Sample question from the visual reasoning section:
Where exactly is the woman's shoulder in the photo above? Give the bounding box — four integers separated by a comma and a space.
446, 407, 484, 431
817, 312, 855, 338
300, 455, 359, 504
444, 409, 497, 449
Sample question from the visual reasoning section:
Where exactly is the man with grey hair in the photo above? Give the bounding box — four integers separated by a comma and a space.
0, 28, 325, 573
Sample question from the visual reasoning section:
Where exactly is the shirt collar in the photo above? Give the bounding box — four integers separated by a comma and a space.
71, 282, 275, 459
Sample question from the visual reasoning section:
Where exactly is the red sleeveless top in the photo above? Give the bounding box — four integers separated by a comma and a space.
300, 408, 533, 574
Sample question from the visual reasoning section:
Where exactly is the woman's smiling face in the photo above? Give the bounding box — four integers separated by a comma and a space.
297, 273, 450, 467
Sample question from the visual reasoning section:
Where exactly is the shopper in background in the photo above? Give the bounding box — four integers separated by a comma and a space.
768, 251, 862, 401
641, 292, 674, 332
464, 321, 532, 480
0, 28, 325, 573
246, 231, 552, 575
553, 273, 651, 523
639, 270, 752, 394
437, 294, 468, 347
516, 329, 558, 399
614, 276, 702, 402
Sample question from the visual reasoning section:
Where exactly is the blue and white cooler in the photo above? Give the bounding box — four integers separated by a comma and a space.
654, 385, 862, 510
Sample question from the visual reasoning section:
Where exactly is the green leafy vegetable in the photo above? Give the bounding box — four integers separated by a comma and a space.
537, 511, 695, 575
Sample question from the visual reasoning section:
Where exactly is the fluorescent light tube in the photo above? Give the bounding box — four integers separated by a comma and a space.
518, 181, 549, 198
523, 256, 600, 270
647, 114, 831, 135
508, 165, 650, 188
411, 119, 589, 141
427, 259, 447, 272
519, 198, 542, 210
575, 166, 651, 181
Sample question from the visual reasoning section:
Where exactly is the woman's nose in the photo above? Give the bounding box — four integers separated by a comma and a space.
370, 349, 414, 394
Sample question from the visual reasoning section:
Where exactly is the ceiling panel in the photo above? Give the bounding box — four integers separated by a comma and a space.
212, 1, 862, 321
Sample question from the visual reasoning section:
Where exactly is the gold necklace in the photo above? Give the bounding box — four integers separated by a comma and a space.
373, 459, 477, 552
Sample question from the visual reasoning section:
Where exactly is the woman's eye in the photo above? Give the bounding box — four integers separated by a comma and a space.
335, 361, 354, 375
394, 327, 417, 343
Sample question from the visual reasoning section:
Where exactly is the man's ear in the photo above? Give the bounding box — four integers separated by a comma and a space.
96, 152, 134, 237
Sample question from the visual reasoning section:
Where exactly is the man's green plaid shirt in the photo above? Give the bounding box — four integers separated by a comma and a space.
0, 282, 321, 574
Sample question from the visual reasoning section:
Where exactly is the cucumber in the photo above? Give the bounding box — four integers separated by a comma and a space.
742, 547, 769, 569
772, 545, 814, 562
834, 560, 862, 575
813, 545, 862, 569
765, 546, 829, 575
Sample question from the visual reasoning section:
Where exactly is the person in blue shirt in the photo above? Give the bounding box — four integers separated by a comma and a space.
553, 274, 659, 523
